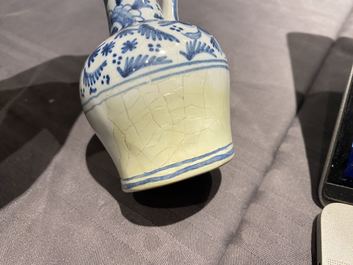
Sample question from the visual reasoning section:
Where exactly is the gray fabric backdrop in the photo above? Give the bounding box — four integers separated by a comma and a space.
1, 0, 353, 264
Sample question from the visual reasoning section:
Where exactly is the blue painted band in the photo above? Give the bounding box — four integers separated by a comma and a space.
122, 148, 234, 190
84, 63, 229, 113
82, 58, 228, 107
122, 143, 233, 182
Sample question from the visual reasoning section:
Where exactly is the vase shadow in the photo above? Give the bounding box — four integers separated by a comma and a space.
86, 135, 222, 226
0, 55, 85, 209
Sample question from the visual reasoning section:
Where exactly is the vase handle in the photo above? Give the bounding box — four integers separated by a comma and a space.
162, 0, 178, 21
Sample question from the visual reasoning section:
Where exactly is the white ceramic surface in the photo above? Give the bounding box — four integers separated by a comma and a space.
80, 0, 234, 192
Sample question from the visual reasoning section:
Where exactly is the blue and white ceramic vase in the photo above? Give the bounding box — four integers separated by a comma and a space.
80, 0, 234, 192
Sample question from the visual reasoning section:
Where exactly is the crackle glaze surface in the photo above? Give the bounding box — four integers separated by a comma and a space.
80, 0, 234, 192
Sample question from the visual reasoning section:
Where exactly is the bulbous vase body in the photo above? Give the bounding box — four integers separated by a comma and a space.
80, 0, 234, 192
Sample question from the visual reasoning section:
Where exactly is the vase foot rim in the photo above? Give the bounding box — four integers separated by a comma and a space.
121, 143, 234, 192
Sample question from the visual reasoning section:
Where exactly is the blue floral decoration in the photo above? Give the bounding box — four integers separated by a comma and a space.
138, 24, 179, 42
101, 41, 115, 56
83, 60, 108, 87
110, 4, 144, 33
121, 38, 138, 53
117, 54, 172, 77
87, 47, 100, 67
114, 28, 136, 39
81, 1, 227, 103
210, 36, 223, 53
131, 0, 153, 10
180, 39, 216, 61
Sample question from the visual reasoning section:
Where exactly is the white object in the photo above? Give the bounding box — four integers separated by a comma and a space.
317, 203, 353, 265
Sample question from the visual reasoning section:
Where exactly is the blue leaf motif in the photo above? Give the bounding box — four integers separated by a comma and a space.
138, 24, 180, 42
117, 55, 172, 77
179, 40, 216, 61
210, 36, 222, 53
114, 28, 137, 39
83, 61, 108, 87
87, 47, 100, 67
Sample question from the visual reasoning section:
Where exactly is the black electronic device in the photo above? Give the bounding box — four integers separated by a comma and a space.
319, 66, 353, 205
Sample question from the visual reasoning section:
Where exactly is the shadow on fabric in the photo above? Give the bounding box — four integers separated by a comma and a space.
287, 33, 353, 206
0, 56, 85, 209
86, 135, 222, 226
311, 216, 319, 265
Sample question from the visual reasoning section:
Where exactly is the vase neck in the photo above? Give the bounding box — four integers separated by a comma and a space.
162, 0, 178, 21
105, 0, 164, 34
